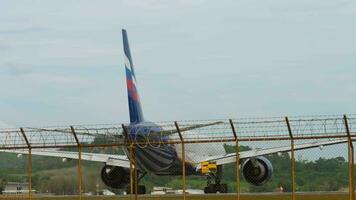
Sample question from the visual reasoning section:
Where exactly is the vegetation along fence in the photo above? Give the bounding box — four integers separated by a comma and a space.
0, 114, 355, 200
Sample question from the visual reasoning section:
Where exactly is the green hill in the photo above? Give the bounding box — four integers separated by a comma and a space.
0, 145, 351, 194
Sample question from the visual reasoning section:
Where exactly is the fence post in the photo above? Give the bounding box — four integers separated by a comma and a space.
71, 126, 83, 200
175, 121, 186, 200
122, 124, 134, 199
20, 128, 32, 200
344, 115, 354, 200
286, 117, 295, 200
129, 143, 134, 199
229, 119, 240, 200
134, 144, 138, 200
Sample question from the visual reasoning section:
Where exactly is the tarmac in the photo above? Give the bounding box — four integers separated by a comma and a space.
0, 192, 350, 200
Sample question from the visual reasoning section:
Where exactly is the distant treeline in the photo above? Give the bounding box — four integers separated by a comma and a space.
0, 145, 350, 194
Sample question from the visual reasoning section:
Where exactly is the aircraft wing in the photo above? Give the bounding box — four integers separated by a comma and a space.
0, 149, 130, 168
31, 121, 223, 138
196, 139, 348, 169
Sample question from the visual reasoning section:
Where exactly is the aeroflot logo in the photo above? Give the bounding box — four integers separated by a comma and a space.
126, 76, 139, 101
125, 53, 140, 101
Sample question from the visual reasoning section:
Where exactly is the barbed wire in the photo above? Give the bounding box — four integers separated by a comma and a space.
0, 115, 354, 149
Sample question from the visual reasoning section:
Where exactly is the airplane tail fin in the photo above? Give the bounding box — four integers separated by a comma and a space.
122, 29, 144, 123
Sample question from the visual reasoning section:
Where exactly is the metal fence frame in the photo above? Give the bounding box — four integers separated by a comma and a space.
0, 114, 355, 200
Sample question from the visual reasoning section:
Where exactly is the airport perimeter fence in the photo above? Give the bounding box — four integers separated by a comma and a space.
0, 114, 355, 200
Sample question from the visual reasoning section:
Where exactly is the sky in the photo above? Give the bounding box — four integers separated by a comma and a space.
0, 0, 356, 127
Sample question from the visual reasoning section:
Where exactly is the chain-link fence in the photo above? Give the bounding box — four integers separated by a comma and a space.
0, 114, 355, 200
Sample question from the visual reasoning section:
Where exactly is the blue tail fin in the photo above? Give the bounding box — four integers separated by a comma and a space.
122, 29, 144, 123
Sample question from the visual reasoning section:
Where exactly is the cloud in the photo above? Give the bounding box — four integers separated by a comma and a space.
0, 0, 355, 126
0, 120, 13, 129
0, 27, 49, 35
22, 72, 91, 88
0, 62, 33, 76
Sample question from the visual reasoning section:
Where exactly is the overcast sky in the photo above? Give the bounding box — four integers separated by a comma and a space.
0, 0, 356, 127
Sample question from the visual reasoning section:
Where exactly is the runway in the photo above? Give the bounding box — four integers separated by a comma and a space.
0, 192, 349, 200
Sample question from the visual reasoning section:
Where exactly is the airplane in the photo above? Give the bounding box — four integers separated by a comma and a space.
0, 29, 349, 194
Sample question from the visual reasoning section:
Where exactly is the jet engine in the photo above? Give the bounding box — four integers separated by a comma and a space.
101, 165, 130, 189
241, 156, 273, 186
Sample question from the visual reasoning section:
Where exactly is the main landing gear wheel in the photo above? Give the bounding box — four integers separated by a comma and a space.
204, 183, 228, 193
204, 166, 228, 193
126, 171, 147, 194
126, 185, 146, 194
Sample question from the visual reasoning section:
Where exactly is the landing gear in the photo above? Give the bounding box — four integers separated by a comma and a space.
126, 185, 146, 194
204, 183, 228, 193
204, 166, 228, 194
126, 171, 147, 194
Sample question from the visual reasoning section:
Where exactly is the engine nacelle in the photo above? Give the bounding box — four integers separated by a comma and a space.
101, 165, 130, 189
241, 156, 273, 186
